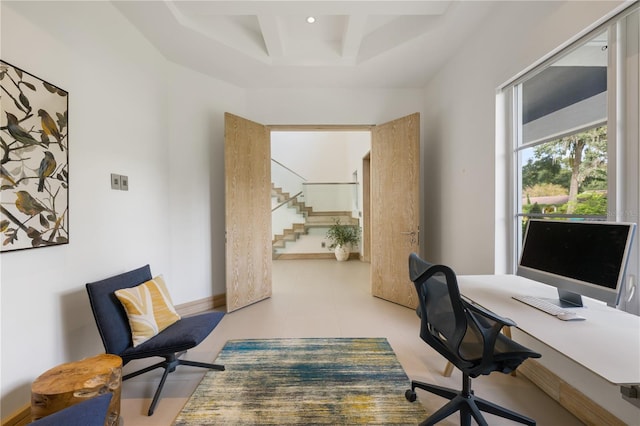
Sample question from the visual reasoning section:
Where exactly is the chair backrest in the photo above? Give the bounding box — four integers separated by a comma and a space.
86, 265, 152, 355
409, 253, 472, 367
409, 253, 541, 377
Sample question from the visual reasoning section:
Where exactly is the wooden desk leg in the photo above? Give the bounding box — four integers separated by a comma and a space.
443, 362, 454, 377
503, 327, 517, 377
503, 326, 512, 339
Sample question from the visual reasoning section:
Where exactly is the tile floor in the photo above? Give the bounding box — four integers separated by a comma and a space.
119, 259, 583, 425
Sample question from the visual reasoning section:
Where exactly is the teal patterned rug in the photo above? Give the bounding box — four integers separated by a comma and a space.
173, 337, 428, 425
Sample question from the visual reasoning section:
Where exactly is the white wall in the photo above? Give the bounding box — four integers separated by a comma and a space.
247, 89, 422, 127
0, 1, 245, 417
272, 132, 350, 182
422, 1, 639, 422
166, 63, 245, 304
0, 2, 170, 415
344, 132, 371, 221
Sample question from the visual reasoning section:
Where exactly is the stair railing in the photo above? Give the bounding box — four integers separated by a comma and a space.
272, 159, 306, 196
302, 182, 359, 213
271, 159, 361, 254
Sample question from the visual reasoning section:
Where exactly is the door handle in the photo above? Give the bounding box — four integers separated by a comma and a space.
400, 231, 418, 245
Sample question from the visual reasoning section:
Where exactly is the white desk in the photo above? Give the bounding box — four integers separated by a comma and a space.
457, 274, 640, 387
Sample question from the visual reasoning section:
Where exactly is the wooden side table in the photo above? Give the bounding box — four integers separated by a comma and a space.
31, 354, 122, 426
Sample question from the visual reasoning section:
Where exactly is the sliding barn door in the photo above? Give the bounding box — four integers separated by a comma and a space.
371, 113, 420, 308
224, 113, 272, 312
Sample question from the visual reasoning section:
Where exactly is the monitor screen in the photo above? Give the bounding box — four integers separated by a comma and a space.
517, 220, 636, 307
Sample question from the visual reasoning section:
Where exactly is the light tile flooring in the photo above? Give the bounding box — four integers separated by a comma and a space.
120, 259, 583, 425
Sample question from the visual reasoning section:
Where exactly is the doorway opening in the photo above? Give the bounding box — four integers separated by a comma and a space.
270, 129, 371, 261
225, 113, 420, 313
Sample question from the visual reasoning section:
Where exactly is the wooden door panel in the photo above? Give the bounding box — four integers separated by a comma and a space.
371, 113, 420, 308
225, 113, 272, 312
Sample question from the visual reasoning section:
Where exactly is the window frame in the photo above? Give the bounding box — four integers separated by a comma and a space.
499, 3, 639, 313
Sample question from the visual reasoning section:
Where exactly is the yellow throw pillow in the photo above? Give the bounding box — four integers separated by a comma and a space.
115, 275, 181, 347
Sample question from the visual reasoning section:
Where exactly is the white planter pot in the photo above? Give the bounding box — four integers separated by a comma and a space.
334, 245, 350, 261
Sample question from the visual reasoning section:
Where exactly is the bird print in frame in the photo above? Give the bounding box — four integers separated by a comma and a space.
0, 61, 69, 252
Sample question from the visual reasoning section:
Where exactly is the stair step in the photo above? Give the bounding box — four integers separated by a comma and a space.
306, 216, 358, 226
271, 183, 359, 251
307, 210, 350, 216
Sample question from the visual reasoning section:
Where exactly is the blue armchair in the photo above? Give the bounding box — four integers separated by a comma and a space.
85, 265, 225, 416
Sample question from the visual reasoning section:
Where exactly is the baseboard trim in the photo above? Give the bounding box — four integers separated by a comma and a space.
212, 293, 226, 309
1, 403, 31, 426
518, 359, 625, 426
175, 293, 226, 316
274, 253, 360, 260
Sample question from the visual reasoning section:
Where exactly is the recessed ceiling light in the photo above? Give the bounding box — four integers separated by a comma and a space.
306, 16, 316, 24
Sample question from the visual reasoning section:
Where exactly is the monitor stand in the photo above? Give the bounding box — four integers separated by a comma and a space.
545, 289, 584, 308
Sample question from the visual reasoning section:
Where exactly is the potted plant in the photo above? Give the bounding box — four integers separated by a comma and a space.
326, 218, 360, 261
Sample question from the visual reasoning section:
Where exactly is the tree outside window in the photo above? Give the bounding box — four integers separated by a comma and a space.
520, 125, 608, 229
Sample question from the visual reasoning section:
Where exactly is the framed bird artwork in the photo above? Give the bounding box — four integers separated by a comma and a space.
0, 61, 69, 252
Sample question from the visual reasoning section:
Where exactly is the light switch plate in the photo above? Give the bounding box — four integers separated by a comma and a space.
111, 173, 121, 190
120, 175, 129, 191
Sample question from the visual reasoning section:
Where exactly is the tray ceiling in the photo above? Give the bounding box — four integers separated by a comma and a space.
113, 1, 497, 88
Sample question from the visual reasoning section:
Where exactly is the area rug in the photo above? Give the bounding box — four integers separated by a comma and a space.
172, 337, 428, 425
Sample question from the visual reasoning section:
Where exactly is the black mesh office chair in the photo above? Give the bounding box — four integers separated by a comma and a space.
406, 253, 541, 426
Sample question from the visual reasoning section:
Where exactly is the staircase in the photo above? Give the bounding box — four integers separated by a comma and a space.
271, 184, 358, 257
271, 183, 313, 216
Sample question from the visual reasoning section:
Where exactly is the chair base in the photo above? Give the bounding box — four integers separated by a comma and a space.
123, 351, 224, 416
406, 374, 536, 426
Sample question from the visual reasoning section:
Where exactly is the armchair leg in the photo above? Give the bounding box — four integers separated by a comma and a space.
122, 360, 166, 381
147, 363, 172, 416
123, 352, 226, 416
179, 359, 225, 371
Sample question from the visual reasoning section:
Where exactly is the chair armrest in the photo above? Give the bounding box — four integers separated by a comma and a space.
462, 298, 517, 328
462, 299, 517, 371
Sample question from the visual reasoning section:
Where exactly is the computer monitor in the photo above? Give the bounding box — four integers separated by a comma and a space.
517, 219, 636, 307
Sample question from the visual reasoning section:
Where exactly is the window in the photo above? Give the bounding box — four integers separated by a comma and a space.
500, 4, 640, 312
517, 30, 609, 225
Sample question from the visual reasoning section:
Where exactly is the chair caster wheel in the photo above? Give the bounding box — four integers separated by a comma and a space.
405, 389, 417, 402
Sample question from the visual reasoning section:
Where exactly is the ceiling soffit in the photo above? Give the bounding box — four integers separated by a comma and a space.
164, 1, 452, 66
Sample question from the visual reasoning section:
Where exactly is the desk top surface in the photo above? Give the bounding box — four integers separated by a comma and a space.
457, 274, 640, 386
